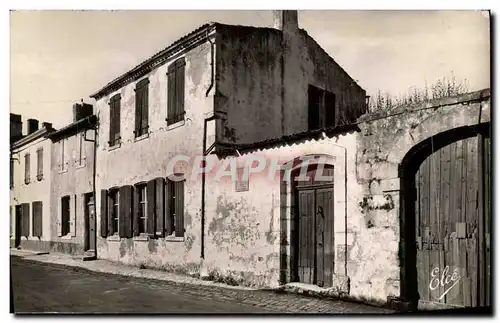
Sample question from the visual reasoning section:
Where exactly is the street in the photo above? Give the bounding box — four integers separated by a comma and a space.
10, 256, 394, 314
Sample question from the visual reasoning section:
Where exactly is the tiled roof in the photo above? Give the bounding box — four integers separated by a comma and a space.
90, 23, 216, 100
215, 123, 361, 156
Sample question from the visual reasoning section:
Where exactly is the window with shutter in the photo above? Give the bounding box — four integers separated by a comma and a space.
61, 196, 71, 236
21, 203, 30, 237
108, 189, 120, 235
119, 186, 132, 238
36, 148, 43, 180
166, 174, 185, 238
135, 79, 149, 137
308, 85, 337, 130
100, 189, 108, 237
109, 94, 121, 147
155, 178, 165, 237
32, 201, 43, 237
24, 153, 30, 184
76, 133, 86, 167
136, 184, 147, 234
325, 91, 336, 128
166, 58, 186, 125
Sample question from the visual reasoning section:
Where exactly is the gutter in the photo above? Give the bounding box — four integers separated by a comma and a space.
83, 121, 98, 259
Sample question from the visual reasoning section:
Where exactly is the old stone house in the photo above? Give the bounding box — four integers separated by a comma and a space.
10, 116, 54, 250
89, 10, 366, 280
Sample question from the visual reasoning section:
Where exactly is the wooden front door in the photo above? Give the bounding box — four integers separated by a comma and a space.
86, 194, 96, 251
295, 166, 334, 287
14, 205, 22, 248
414, 133, 491, 308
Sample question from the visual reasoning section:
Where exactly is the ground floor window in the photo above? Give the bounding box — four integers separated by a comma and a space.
61, 196, 70, 236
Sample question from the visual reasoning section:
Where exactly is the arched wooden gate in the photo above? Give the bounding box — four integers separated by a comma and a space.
400, 123, 491, 309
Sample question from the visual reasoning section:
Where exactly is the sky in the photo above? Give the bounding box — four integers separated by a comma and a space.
10, 10, 491, 129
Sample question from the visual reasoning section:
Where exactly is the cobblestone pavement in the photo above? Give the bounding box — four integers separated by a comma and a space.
11, 253, 395, 314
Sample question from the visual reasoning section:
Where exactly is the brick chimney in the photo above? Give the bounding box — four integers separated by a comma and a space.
73, 102, 94, 122
10, 113, 23, 142
42, 122, 53, 130
27, 119, 39, 135
272, 10, 299, 33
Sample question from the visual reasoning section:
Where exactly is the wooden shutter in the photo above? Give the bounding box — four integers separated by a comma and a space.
32, 201, 43, 237
70, 194, 76, 236
21, 203, 30, 237
135, 85, 142, 135
155, 177, 165, 237
174, 180, 184, 237
308, 85, 321, 130
133, 186, 140, 236
119, 185, 132, 238
165, 178, 173, 236
100, 189, 108, 237
109, 100, 115, 144
141, 80, 149, 132
24, 153, 30, 184
147, 179, 156, 236
107, 192, 114, 236
167, 65, 176, 124
115, 97, 121, 141
325, 91, 336, 128
57, 197, 62, 237
175, 60, 185, 119
37, 148, 43, 177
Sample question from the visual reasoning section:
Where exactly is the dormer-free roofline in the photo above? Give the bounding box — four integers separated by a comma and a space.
90, 23, 217, 101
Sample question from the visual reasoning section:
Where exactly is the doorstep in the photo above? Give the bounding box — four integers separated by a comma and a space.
10, 248, 50, 257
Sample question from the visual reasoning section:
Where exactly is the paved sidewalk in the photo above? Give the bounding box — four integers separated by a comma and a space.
10, 249, 396, 314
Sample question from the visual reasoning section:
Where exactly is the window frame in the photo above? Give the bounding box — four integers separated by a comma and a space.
36, 147, 43, 181
166, 174, 185, 239
24, 153, 30, 184
308, 84, 337, 131
137, 184, 147, 234
109, 189, 120, 236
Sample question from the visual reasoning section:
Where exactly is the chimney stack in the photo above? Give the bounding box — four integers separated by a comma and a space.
10, 113, 23, 142
73, 102, 94, 122
42, 122, 53, 130
27, 119, 39, 135
272, 10, 299, 33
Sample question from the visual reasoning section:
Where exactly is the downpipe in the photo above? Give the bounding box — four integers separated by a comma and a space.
201, 31, 216, 264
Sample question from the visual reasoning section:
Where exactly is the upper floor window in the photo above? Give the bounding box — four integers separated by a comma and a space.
59, 139, 68, 172
135, 78, 149, 137
24, 153, 30, 184
308, 85, 336, 131
167, 58, 186, 125
75, 133, 86, 167
109, 94, 121, 147
36, 148, 43, 181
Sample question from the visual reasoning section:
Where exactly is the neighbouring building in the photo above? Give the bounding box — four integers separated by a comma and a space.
46, 103, 97, 257
10, 116, 54, 251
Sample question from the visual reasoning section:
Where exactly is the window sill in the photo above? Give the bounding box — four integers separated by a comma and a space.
61, 234, 73, 240
166, 119, 185, 131
133, 234, 150, 241
134, 132, 149, 142
75, 163, 86, 170
165, 235, 184, 242
106, 235, 121, 241
108, 143, 121, 151
58, 168, 68, 174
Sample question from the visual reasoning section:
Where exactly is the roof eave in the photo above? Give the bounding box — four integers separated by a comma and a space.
90, 23, 217, 101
